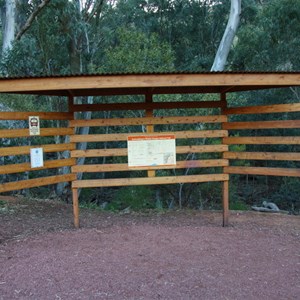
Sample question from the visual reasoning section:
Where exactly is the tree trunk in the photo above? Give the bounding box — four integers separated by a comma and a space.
2, 0, 16, 52
55, 96, 93, 198
75, 96, 93, 199
211, 0, 241, 71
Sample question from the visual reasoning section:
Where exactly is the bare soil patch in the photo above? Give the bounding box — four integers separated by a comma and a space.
0, 196, 299, 300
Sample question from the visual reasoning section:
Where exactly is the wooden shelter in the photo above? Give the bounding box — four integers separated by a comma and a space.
0, 71, 299, 228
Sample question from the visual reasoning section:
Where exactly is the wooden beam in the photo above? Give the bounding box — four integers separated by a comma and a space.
224, 166, 300, 177
0, 143, 76, 157
72, 174, 229, 188
72, 101, 221, 112
223, 120, 300, 130
0, 158, 75, 175
70, 130, 228, 143
224, 136, 300, 145
0, 127, 73, 138
70, 115, 227, 127
0, 174, 76, 193
71, 159, 229, 173
0, 73, 299, 94
71, 145, 229, 158
176, 144, 229, 154
0, 112, 72, 120
224, 151, 300, 161
71, 148, 128, 158
70, 86, 225, 96
224, 103, 300, 115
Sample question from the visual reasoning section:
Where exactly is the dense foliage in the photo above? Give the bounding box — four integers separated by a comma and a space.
0, 0, 299, 213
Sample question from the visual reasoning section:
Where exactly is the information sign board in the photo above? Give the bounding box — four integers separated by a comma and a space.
29, 116, 40, 136
30, 148, 44, 168
128, 135, 176, 167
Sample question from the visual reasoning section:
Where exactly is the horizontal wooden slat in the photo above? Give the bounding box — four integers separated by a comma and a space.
0, 143, 76, 157
224, 166, 300, 177
0, 112, 72, 120
224, 136, 300, 145
223, 120, 300, 130
72, 101, 222, 112
176, 144, 229, 154
70, 115, 227, 127
71, 159, 229, 173
0, 158, 76, 175
0, 127, 73, 138
71, 145, 228, 158
71, 148, 127, 158
70, 130, 228, 143
224, 103, 300, 115
224, 152, 300, 161
72, 173, 229, 188
0, 174, 76, 193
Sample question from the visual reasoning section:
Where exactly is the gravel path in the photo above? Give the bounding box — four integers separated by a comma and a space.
0, 197, 299, 300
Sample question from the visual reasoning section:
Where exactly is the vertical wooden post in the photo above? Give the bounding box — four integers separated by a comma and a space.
221, 93, 229, 226
68, 94, 75, 113
222, 180, 229, 226
72, 188, 80, 228
68, 94, 79, 228
145, 92, 155, 177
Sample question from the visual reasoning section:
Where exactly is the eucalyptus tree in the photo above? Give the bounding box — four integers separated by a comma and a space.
232, 0, 300, 71
0, 0, 108, 197
1, 0, 16, 52
228, 0, 300, 211
211, 0, 241, 71
1, 0, 51, 53
100, 0, 232, 70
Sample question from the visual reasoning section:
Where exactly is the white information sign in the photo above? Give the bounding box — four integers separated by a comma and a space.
30, 148, 44, 168
29, 116, 40, 136
128, 135, 176, 167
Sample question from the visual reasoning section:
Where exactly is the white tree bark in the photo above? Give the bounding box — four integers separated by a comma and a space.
2, 0, 16, 52
211, 0, 241, 71
55, 96, 94, 198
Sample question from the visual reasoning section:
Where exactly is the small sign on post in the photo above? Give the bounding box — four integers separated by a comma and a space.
30, 148, 44, 168
128, 134, 176, 168
29, 116, 40, 136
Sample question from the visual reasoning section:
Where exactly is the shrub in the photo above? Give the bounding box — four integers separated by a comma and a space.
107, 186, 155, 211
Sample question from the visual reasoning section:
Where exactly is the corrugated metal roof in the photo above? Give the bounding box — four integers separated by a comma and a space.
1, 70, 300, 80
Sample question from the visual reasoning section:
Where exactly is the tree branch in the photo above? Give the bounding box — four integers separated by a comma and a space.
15, 0, 51, 41
85, 0, 105, 24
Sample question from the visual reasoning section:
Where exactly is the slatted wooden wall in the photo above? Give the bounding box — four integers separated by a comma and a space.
223, 102, 300, 177
1, 95, 299, 228
69, 98, 230, 227
0, 111, 76, 193
70, 100, 230, 186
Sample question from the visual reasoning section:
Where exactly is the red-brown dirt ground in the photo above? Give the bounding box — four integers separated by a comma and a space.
0, 196, 299, 300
